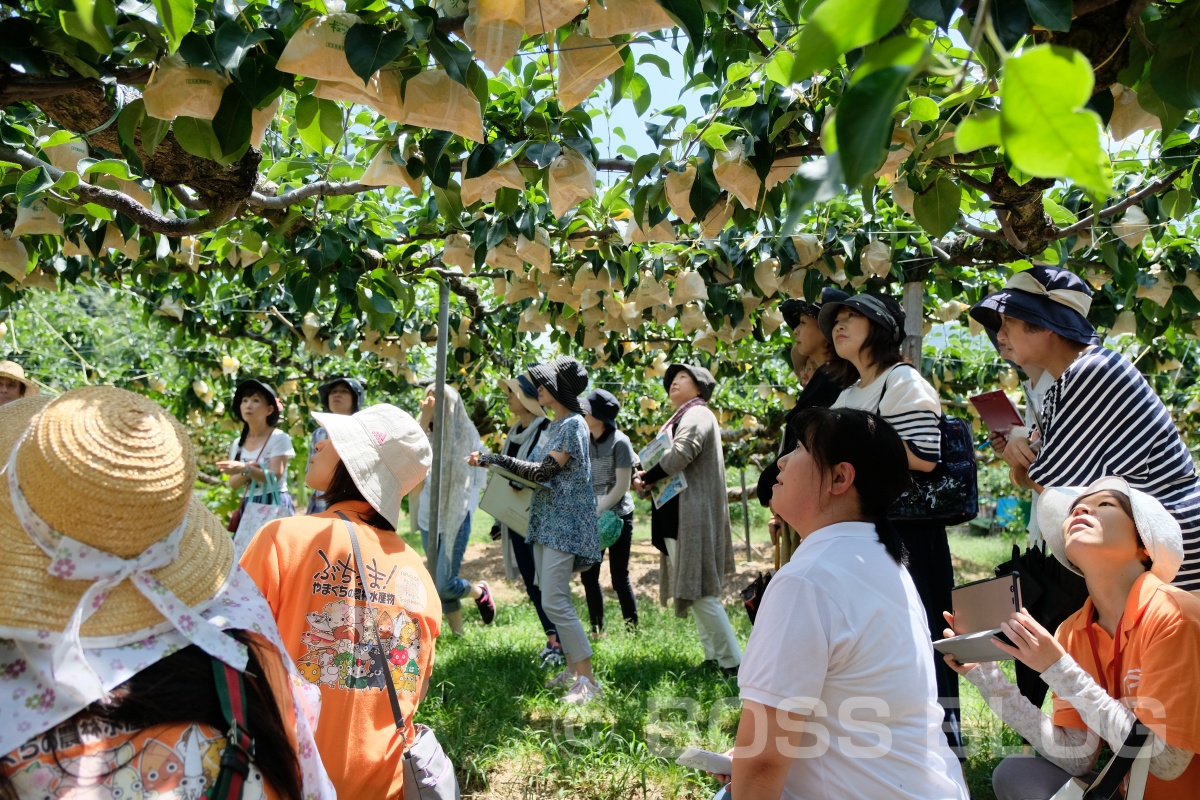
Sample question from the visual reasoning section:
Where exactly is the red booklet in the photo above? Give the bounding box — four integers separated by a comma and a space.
969, 390, 1024, 438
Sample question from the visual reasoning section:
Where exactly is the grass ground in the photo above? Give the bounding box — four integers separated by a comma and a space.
397, 499, 1026, 799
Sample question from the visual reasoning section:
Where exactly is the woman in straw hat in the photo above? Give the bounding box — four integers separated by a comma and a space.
305, 376, 366, 514
240, 403, 452, 799
469, 356, 602, 705
0, 359, 38, 406
0, 388, 334, 799
971, 266, 1200, 593
945, 477, 1200, 800
490, 371, 560, 667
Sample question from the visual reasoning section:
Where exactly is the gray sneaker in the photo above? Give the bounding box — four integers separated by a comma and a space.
563, 675, 602, 705
546, 669, 576, 690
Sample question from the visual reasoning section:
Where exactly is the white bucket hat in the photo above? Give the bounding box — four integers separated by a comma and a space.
1038, 476, 1184, 584
312, 404, 432, 527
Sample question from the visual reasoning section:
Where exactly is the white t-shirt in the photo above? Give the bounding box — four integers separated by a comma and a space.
832, 364, 943, 462
228, 429, 296, 493
738, 522, 968, 800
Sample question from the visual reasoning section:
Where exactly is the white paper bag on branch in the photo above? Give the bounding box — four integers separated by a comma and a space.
63, 235, 92, 258
1114, 205, 1150, 248
891, 181, 915, 215
761, 305, 784, 335
517, 227, 552, 272
777, 268, 806, 298
582, 324, 605, 350
12, 201, 63, 237
699, 197, 734, 239
363, 143, 424, 195
313, 76, 381, 108
754, 257, 779, 296
862, 239, 892, 278
524, 0, 585, 33
791, 233, 823, 266
399, 71, 485, 142
547, 147, 596, 217
493, 276, 507, 298
174, 236, 203, 271
487, 238, 525, 272
679, 302, 708, 334
557, 34, 624, 110
250, 96, 281, 148
581, 305, 606, 330
587, 0, 675, 38
464, 0, 525, 74
44, 136, 89, 174
104, 225, 141, 260
672, 270, 707, 306
1109, 84, 1161, 142
714, 141, 762, 209
632, 273, 671, 310
765, 155, 803, 190
142, 56, 230, 121
693, 326, 718, 355
664, 163, 696, 223
0, 235, 29, 282
518, 304, 551, 333
444, 233, 475, 272
461, 159, 526, 205
277, 14, 362, 83
622, 213, 675, 244
556, 312, 579, 336
503, 271, 539, 303
547, 276, 576, 304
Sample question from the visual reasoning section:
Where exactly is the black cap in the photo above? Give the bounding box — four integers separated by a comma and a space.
817, 293, 906, 344
781, 287, 851, 329
232, 378, 282, 426
529, 357, 589, 413
317, 377, 366, 412
663, 363, 717, 401
581, 389, 621, 428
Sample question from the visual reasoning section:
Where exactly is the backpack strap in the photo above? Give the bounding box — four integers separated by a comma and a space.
211, 659, 254, 800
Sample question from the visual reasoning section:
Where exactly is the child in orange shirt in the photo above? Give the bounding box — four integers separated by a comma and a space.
241, 403, 451, 799
945, 477, 1200, 800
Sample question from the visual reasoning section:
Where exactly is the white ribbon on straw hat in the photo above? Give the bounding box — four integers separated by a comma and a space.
1005, 271, 1094, 317
1037, 476, 1184, 584
5, 436, 246, 702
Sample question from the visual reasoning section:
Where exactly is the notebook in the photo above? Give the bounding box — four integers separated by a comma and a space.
969, 390, 1025, 438
933, 573, 1022, 663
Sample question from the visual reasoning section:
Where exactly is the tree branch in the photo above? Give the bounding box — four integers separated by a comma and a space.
1049, 166, 1189, 242
0, 146, 238, 235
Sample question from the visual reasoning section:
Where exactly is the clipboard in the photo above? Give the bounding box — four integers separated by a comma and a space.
933, 573, 1022, 663
478, 466, 547, 534
969, 390, 1025, 438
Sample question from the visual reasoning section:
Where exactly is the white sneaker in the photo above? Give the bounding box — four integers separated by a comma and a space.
546, 669, 576, 690
563, 675, 602, 705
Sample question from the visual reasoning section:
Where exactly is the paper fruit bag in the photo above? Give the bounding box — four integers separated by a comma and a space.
443, 233, 475, 272
679, 302, 707, 334
698, 197, 734, 239
142, 56, 230, 121
557, 34, 624, 110
777, 268, 806, 298
313, 76, 380, 107
276, 14, 363, 83
672, 270, 707, 305
63, 235, 92, 258
524, 0, 585, 34
104, 225, 141, 260
12, 201, 63, 237
401, 71, 485, 142
791, 233, 823, 266
464, 0, 525, 74
587, 0, 675, 38
487, 238, 524, 272
664, 163, 697, 222
0, 235, 29, 282
362, 143, 423, 195
461, 159, 525, 205
43, 135, 89, 175
765, 155, 803, 190
547, 147, 596, 217
714, 141, 762, 209
516, 227, 552, 272
754, 257, 780, 296
517, 304, 550, 333
250, 96, 281, 147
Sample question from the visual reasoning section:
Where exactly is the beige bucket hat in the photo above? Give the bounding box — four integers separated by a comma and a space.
501, 373, 546, 418
312, 403, 432, 527
0, 360, 39, 396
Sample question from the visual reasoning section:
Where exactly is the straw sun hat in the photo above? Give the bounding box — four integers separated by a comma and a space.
0, 360, 39, 396
0, 386, 234, 643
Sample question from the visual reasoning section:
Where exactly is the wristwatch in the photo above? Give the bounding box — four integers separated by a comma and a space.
242, 466, 252, 477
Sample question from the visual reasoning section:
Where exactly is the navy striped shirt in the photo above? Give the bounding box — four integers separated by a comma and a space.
833, 363, 942, 462
1029, 347, 1200, 590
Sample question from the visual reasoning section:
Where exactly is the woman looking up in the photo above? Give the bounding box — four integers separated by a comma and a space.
469, 357, 602, 705
818, 292, 963, 756
947, 476, 1200, 799
728, 407, 968, 800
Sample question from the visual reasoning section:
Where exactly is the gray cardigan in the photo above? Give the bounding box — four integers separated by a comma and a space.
656, 404, 736, 617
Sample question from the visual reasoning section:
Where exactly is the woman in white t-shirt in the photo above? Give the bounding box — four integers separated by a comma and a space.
729, 406, 967, 799
217, 378, 297, 515
817, 292, 963, 757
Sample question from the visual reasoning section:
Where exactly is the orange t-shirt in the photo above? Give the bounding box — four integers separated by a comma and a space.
1053, 572, 1200, 799
240, 501, 441, 800
1, 718, 280, 799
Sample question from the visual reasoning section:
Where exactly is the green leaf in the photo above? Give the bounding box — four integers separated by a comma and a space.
836, 64, 917, 188
345, 23, 408, 86
116, 99, 146, 171
689, 159, 721, 218
525, 141, 561, 168
765, 51, 794, 86
632, 152, 660, 184
990, 0, 1031, 50
639, 54, 671, 78
630, 74, 652, 117
1024, 0, 1071, 32
295, 97, 344, 151
907, 96, 939, 123
213, 22, 271, 73
465, 140, 504, 179
908, 0, 958, 29
83, 159, 136, 180
787, 0, 908, 82
178, 32, 221, 72
1000, 45, 1111, 197
955, 109, 1002, 152
658, 0, 706, 42
16, 167, 54, 207
292, 273, 318, 315
153, 0, 195, 55
700, 122, 739, 152
212, 82, 253, 158
142, 116, 170, 156
172, 117, 225, 162
912, 175, 962, 237
426, 30, 474, 86
60, 0, 116, 54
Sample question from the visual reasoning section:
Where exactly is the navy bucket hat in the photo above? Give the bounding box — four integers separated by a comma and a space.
969, 266, 1099, 345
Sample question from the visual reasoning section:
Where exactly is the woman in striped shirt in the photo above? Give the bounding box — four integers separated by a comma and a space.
817, 292, 963, 757
972, 266, 1200, 593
